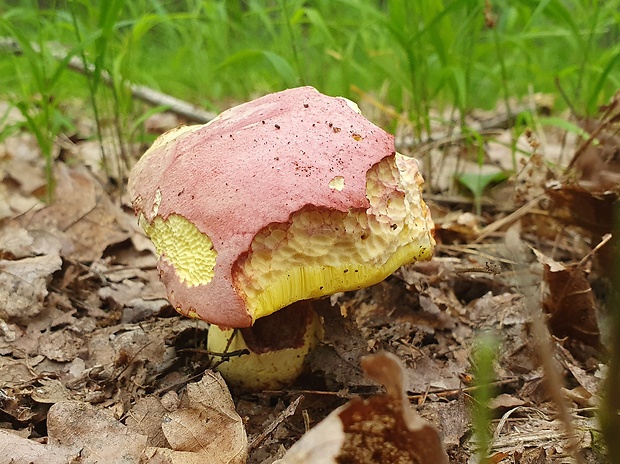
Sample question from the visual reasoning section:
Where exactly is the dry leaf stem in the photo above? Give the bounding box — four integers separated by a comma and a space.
600, 212, 620, 463
249, 395, 304, 451
524, 287, 585, 464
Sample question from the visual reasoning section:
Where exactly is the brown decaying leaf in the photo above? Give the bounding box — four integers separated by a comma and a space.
0, 225, 63, 321
545, 183, 616, 272
488, 393, 525, 411
535, 251, 601, 348
0, 430, 72, 464
546, 183, 616, 236
47, 400, 148, 462
277, 351, 448, 464
38, 328, 85, 362
145, 371, 248, 464
555, 342, 599, 396
0, 254, 62, 321
28, 164, 130, 262
125, 395, 173, 448
0, 372, 247, 463
531, 247, 601, 348
30, 378, 72, 404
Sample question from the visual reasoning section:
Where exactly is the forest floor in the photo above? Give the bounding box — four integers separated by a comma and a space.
0, 92, 618, 463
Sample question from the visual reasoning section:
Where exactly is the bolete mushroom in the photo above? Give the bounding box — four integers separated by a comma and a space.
128, 86, 435, 390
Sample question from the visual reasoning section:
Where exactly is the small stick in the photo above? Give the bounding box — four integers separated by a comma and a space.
260, 376, 520, 401
473, 194, 544, 244
407, 376, 520, 402
455, 262, 502, 275
0, 37, 217, 124
249, 394, 304, 451
578, 233, 612, 268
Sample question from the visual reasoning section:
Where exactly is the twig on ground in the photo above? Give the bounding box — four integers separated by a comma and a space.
0, 37, 217, 124
455, 262, 502, 275
437, 244, 519, 265
260, 377, 520, 402
473, 194, 545, 244
249, 395, 304, 451
565, 92, 620, 172
508, 235, 586, 464
578, 233, 612, 267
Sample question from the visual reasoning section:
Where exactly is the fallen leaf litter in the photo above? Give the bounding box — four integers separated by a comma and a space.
0, 90, 618, 463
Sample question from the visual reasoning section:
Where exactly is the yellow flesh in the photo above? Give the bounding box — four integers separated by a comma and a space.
236, 154, 434, 321
139, 214, 217, 286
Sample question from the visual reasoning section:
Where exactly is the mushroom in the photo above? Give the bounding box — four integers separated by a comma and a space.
128, 86, 435, 390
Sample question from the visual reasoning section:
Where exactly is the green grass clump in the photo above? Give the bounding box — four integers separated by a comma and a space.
2, 0, 619, 113
470, 332, 498, 463
0, 0, 619, 196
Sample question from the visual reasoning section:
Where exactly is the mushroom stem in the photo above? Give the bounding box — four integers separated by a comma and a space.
207, 301, 323, 390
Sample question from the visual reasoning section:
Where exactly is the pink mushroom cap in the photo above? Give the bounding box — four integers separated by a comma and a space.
129, 86, 434, 328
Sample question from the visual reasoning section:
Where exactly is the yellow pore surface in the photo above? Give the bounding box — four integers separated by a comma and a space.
139, 213, 217, 286
236, 153, 435, 321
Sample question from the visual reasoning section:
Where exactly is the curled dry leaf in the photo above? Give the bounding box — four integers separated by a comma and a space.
546, 183, 615, 236
0, 224, 63, 322
532, 248, 601, 347
0, 373, 246, 464
145, 371, 248, 464
28, 164, 130, 262
47, 401, 148, 463
277, 351, 448, 464
0, 430, 72, 464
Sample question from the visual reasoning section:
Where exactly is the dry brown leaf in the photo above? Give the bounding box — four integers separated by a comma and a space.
5, 157, 47, 195
277, 351, 449, 464
555, 343, 599, 396
47, 401, 148, 463
427, 400, 469, 448
562, 386, 594, 408
28, 164, 130, 262
125, 395, 172, 448
0, 226, 63, 322
545, 266, 600, 346
533, 250, 600, 347
546, 183, 616, 236
0, 253, 62, 321
488, 393, 525, 410
0, 359, 36, 387
434, 210, 482, 243
146, 371, 248, 464
98, 275, 169, 324
0, 361, 49, 424
0, 430, 72, 464
38, 328, 84, 362
30, 378, 72, 404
